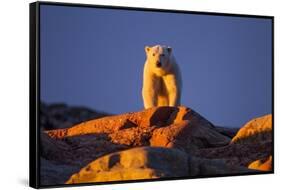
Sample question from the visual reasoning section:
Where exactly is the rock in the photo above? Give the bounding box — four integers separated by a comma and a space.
65, 147, 250, 184
150, 114, 231, 152
40, 132, 129, 185
40, 157, 80, 186
194, 140, 272, 167
248, 156, 272, 171
189, 156, 252, 176
65, 147, 189, 184
41, 131, 128, 166
46, 106, 177, 138
194, 114, 272, 167
40, 132, 72, 163
40, 102, 109, 130
40, 104, 271, 185
214, 126, 240, 138
46, 106, 230, 152
148, 108, 231, 151
231, 114, 272, 144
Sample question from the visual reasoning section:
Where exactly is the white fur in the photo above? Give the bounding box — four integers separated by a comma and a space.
142, 45, 182, 108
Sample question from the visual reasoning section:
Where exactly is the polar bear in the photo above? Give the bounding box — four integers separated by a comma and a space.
142, 45, 182, 109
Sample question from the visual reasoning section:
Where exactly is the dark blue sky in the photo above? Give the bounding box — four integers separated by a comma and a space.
40, 5, 272, 127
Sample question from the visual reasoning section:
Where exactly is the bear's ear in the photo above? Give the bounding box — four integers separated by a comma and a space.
167, 47, 172, 54
145, 46, 151, 53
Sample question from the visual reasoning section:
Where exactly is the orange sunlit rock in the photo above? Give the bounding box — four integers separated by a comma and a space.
231, 114, 272, 144
248, 156, 272, 171
46, 106, 230, 151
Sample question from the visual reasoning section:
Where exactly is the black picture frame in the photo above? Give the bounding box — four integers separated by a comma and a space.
30, 1, 274, 189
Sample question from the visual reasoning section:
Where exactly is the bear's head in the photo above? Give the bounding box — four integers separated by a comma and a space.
145, 45, 172, 71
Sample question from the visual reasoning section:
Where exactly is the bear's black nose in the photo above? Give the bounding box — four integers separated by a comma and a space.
156, 61, 162, 68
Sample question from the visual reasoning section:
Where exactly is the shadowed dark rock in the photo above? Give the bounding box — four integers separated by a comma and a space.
40, 102, 109, 130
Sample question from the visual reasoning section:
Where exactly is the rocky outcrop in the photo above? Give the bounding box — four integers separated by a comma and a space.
46, 106, 230, 153
40, 103, 273, 185
248, 156, 272, 171
66, 147, 189, 184
41, 132, 128, 166
40, 157, 80, 185
40, 133, 129, 185
66, 147, 251, 184
231, 114, 272, 144
195, 114, 273, 168
214, 126, 240, 138
194, 140, 272, 167
40, 103, 109, 130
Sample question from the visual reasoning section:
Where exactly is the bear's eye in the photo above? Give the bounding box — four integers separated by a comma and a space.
152, 53, 155, 56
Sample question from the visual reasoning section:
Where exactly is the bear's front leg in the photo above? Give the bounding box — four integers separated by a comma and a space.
164, 74, 181, 107
142, 74, 158, 109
